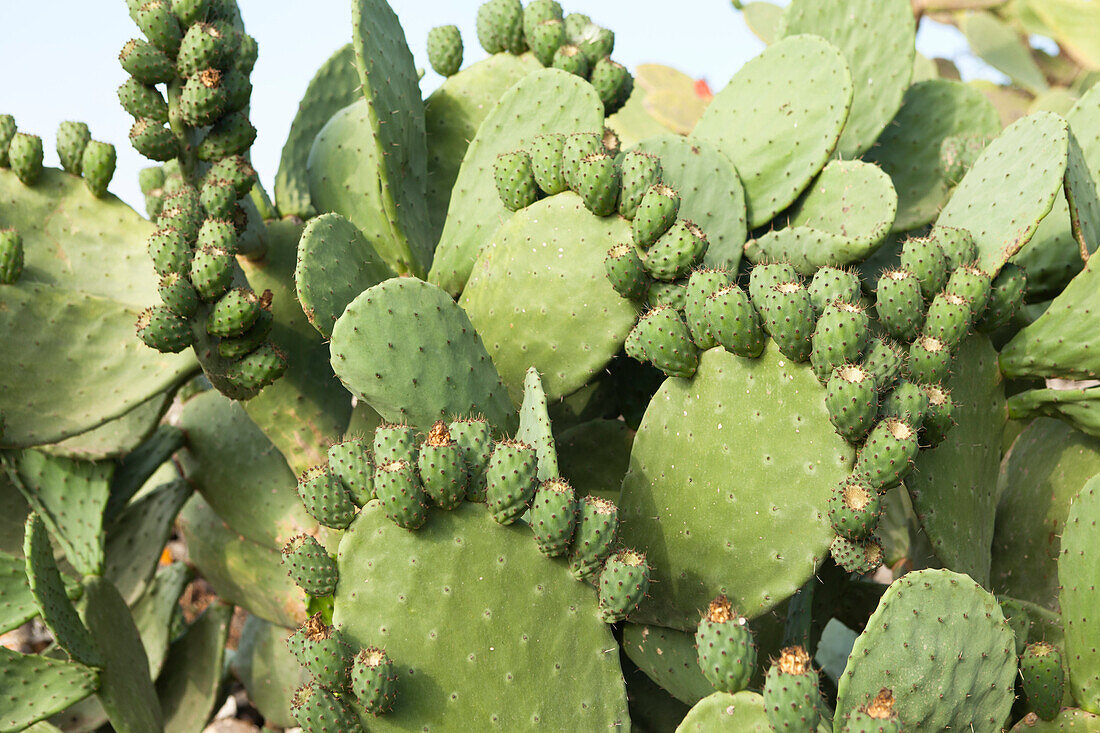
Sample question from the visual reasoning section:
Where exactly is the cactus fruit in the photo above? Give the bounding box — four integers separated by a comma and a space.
561, 131, 603, 190
875, 268, 925, 343
417, 421, 467, 510
207, 287, 261, 337
296, 464, 357, 530
977, 262, 1027, 332
605, 242, 648, 301
643, 219, 708, 281
157, 272, 200, 317
119, 38, 175, 84
920, 383, 955, 446
493, 150, 538, 212
292, 682, 362, 732
569, 495, 619, 582
427, 25, 463, 77
828, 476, 882, 540
81, 139, 116, 197
177, 21, 238, 77
134, 1, 183, 55
485, 439, 538, 524
907, 335, 952, 384
826, 364, 879, 443
695, 595, 756, 694
762, 281, 815, 363
853, 418, 920, 490
933, 227, 977, 270
630, 305, 699, 378
748, 262, 800, 311
862, 337, 905, 393
879, 379, 930, 428
597, 549, 650, 623
523, 0, 563, 37
0, 114, 16, 167
808, 266, 861, 317
281, 534, 338, 597
763, 646, 822, 731
374, 458, 428, 530
328, 439, 374, 508
129, 118, 177, 161
217, 307, 272, 359
574, 152, 620, 216
56, 120, 91, 174
224, 341, 287, 391
0, 228, 24, 284
1019, 641, 1064, 721
289, 614, 353, 691
530, 478, 578, 557
830, 534, 884, 574
448, 417, 494, 502
705, 284, 766, 358
646, 279, 688, 311
552, 44, 590, 77
190, 244, 233, 300
590, 57, 632, 115
618, 151, 662, 220
195, 111, 256, 160
9, 132, 44, 185
811, 301, 870, 383
632, 183, 680, 249
945, 264, 992, 320
136, 305, 193, 353
900, 236, 948, 300
684, 268, 732, 349
528, 19, 563, 66
923, 291, 973, 348
351, 646, 398, 716
529, 133, 567, 196
841, 689, 902, 733
118, 77, 169, 122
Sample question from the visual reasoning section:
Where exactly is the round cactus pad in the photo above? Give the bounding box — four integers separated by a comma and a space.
1059, 474, 1100, 713
676, 691, 772, 732
622, 623, 714, 705
835, 569, 1017, 730
619, 343, 853, 630
332, 503, 629, 730
460, 193, 640, 402
691, 34, 853, 228
0, 647, 97, 731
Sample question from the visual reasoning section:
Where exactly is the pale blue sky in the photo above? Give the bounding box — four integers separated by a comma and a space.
0, 1, 1003, 210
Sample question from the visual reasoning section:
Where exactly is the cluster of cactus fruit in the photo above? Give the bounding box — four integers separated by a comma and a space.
3, 0, 1100, 730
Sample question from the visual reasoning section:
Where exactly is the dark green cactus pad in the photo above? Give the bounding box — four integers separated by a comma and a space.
991, 419, 1100, 609
332, 503, 628, 728
1060, 474, 1100, 713
691, 35, 853, 228
619, 344, 853, 629
555, 418, 633, 502
679, 691, 783, 731
869, 80, 1000, 231
231, 615, 309, 728
937, 112, 1069, 275
780, 0, 914, 158
39, 391, 171, 463
128, 562, 190, 679
178, 494, 308, 628
516, 367, 559, 481
460, 193, 640, 401
154, 602, 232, 733
835, 569, 1017, 730
1, 552, 39, 634
622, 622, 714, 705
430, 69, 604, 296
1065, 129, 1100, 266
907, 337, 1004, 585
282, 533, 338, 597
331, 277, 516, 431
0, 647, 98, 731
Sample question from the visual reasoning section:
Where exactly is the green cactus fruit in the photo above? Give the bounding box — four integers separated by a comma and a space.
200, 176, 237, 218
618, 151, 662, 220
574, 152, 620, 217
136, 305, 193, 353
808, 266, 861, 317
373, 422, 419, 465
906, 335, 952, 384
879, 379, 930, 429
448, 417, 494, 502
0, 228, 24, 284
233, 32, 259, 76
528, 18, 564, 67
148, 227, 191, 276
119, 38, 175, 84
552, 44, 590, 78
493, 150, 538, 212
177, 21, 238, 78
528, 133, 567, 196
976, 262, 1027, 333
206, 154, 256, 197
923, 291, 973, 349
476, 0, 523, 55
695, 595, 756, 694
190, 244, 233, 300
171, 0, 213, 28
945, 264, 992, 321
763, 281, 816, 363
56, 120, 91, 175
840, 689, 902, 733
197, 216, 237, 253
135, 0, 183, 54
1020, 641, 1064, 721
485, 439, 538, 525
220, 68, 252, 115
296, 463, 357, 530
919, 383, 955, 446
830, 534, 884, 575
590, 57, 632, 115
631, 305, 699, 378
374, 458, 429, 530
196, 111, 256, 161
561, 132, 602, 191
563, 12, 592, 41
684, 268, 732, 349
418, 421, 468, 510
281, 534, 338, 597
0, 114, 15, 167
130, 117, 177, 161
427, 25, 463, 77
207, 286, 261, 337
624, 320, 647, 362
350, 646, 398, 716
118, 77, 168, 123
828, 475, 882, 541
523, 0, 563, 38
597, 549, 651, 624
826, 363, 879, 443
568, 495, 619, 582
217, 306, 273, 359
748, 262, 800, 313
933, 226, 977, 270
158, 271, 199, 317
180, 68, 229, 127
875, 268, 925, 343
853, 418, 920, 490
81, 140, 116, 197
763, 646, 822, 731
577, 25, 615, 65
604, 241, 648, 301
643, 219, 708, 281
291, 682, 362, 732
161, 185, 203, 240
900, 236, 948, 300
328, 439, 374, 508
861, 337, 906, 393
705, 284, 766, 359
289, 614, 353, 691
632, 183, 680, 249
811, 302, 870, 383
647, 279, 688, 311
9, 132, 43, 186
530, 478, 577, 557
223, 340, 287, 391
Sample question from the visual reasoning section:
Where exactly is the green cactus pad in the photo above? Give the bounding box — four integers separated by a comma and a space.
555, 418, 634, 501
623, 623, 714, 705
429, 69, 604, 296
836, 569, 1016, 729
274, 44, 360, 219
619, 344, 854, 629
937, 112, 1069, 275
691, 35, 853, 228
516, 367, 559, 481
0, 648, 98, 732
231, 616, 309, 728
332, 503, 629, 729
677, 691, 775, 732
1009, 709, 1100, 731
907, 337, 1005, 585
1060, 474, 1100, 713
0, 552, 38, 634
154, 602, 232, 733
744, 160, 898, 274
460, 193, 640, 401
870, 80, 1001, 232
130, 560, 189, 680
331, 277, 516, 431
